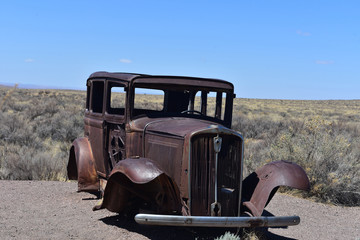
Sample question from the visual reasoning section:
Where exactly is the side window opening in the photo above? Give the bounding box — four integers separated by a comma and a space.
108, 84, 126, 115
91, 81, 104, 113
133, 88, 164, 116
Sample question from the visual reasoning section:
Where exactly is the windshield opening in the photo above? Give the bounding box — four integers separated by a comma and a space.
131, 84, 232, 125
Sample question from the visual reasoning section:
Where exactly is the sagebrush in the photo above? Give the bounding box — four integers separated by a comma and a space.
0, 87, 84, 181
0, 86, 359, 206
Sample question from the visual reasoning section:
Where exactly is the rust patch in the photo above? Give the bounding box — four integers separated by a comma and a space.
68, 72, 309, 228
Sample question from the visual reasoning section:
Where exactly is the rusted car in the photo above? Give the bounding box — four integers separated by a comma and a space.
67, 72, 310, 228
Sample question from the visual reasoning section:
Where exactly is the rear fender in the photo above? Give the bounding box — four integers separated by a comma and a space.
67, 137, 99, 193
94, 157, 182, 214
242, 161, 310, 216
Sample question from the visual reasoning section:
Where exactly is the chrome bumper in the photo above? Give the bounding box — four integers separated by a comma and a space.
135, 214, 300, 228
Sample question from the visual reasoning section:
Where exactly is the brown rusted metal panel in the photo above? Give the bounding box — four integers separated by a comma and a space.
242, 161, 310, 216
133, 77, 234, 91
190, 133, 242, 216
109, 157, 164, 184
67, 137, 99, 193
94, 157, 182, 214
68, 71, 310, 228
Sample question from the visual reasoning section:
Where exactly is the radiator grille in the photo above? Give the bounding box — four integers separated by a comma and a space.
190, 134, 242, 216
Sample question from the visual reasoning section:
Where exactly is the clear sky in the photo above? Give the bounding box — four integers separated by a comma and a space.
0, 0, 359, 99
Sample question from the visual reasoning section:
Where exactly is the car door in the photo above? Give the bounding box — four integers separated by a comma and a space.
85, 79, 109, 177
104, 81, 128, 170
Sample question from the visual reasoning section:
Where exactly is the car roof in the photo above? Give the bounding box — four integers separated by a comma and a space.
88, 71, 234, 91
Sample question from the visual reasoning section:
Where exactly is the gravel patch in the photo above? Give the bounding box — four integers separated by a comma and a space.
0, 180, 359, 240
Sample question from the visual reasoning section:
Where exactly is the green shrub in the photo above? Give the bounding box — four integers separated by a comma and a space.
215, 232, 240, 240
215, 229, 264, 240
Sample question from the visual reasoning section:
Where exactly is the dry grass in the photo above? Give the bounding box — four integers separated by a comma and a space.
233, 98, 360, 206
233, 98, 360, 123
0, 86, 359, 206
0, 86, 85, 180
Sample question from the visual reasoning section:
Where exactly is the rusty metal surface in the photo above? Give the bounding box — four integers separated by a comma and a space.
109, 157, 164, 184
144, 132, 183, 185
190, 133, 242, 216
68, 71, 310, 228
94, 158, 182, 214
129, 117, 244, 201
133, 77, 233, 91
88, 71, 233, 90
67, 137, 99, 193
242, 161, 310, 216
83, 116, 109, 176
139, 117, 220, 137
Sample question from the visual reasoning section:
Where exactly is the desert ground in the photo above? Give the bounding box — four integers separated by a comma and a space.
0, 180, 359, 240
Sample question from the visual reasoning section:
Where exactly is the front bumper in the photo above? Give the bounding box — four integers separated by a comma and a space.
135, 214, 300, 228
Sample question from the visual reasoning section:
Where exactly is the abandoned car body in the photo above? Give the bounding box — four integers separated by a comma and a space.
67, 71, 310, 228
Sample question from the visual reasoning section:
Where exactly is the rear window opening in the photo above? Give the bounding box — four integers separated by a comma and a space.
91, 81, 104, 113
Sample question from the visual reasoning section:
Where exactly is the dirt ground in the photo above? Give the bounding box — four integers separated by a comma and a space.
0, 180, 359, 240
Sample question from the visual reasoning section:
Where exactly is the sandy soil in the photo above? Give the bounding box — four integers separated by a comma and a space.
0, 180, 359, 240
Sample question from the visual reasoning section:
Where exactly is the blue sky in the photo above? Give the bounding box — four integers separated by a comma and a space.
0, 1, 359, 99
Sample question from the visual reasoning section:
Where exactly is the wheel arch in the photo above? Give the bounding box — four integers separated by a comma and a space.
67, 137, 99, 193
94, 157, 182, 214
242, 160, 310, 216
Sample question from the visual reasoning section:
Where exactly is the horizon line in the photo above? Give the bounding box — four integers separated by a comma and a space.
0, 82, 358, 101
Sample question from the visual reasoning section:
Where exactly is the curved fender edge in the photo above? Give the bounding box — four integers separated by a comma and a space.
67, 137, 99, 193
242, 160, 310, 216
94, 157, 182, 214
110, 157, 165, 184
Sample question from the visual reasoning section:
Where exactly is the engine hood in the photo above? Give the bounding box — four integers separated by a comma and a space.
130, 117, 232, 138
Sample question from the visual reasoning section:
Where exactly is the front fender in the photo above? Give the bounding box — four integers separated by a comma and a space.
242, 161, 310, 216
111, 157, 164, 184
67, 137, 99, 193
94, 157, 182, 214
